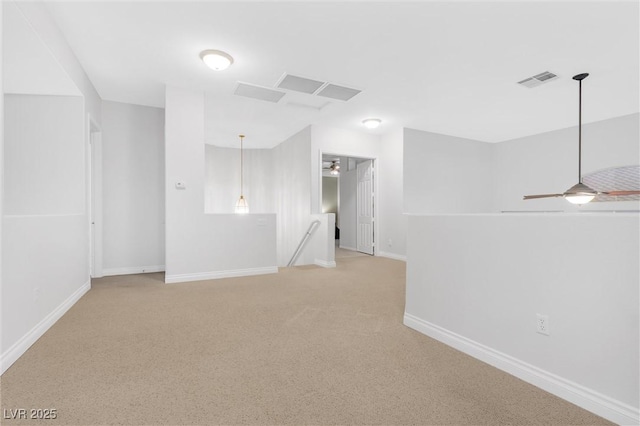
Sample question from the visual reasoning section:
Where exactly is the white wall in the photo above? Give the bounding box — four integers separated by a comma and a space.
378, 128, 406, 259
2, 95, 89, 373
404, 214, 639, 425
404, 114, 640, 215
402, 113, 640, 424
272, 127, 313, 266
1, 1, 102, 375
404, 127, 494, 214
204, 145, 273, 214
309, 213, 336, 268
101, 101, 165, 275
165, 87, 277, 282
4, 96, 85, 215
164, 213, 278, 283
311, 125, 406, 260
493, 113, 640, 212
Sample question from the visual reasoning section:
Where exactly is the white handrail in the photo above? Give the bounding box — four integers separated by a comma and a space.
287, 220, 321, 267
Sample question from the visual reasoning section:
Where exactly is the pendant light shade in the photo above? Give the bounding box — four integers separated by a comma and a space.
235, 195, 249, 214
565, 194, 595, 205
235, 134, 249, 214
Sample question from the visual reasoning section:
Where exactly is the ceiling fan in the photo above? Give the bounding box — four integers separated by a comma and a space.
523, 73, 640, 204
323, 160, 340, 175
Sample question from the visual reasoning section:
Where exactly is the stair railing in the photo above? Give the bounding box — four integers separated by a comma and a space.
287, 220, 321, 267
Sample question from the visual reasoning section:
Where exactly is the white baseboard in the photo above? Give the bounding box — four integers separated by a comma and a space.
102, 265, 165, 276
403, 313, 639, 426
165, 266, 278, 284
339, 245, 357, 251
1, 280, 91, 375
314, 259, 337, 268
377, 251, 407, 262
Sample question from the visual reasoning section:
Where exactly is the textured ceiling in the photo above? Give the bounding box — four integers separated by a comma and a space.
44, 1, 639, 148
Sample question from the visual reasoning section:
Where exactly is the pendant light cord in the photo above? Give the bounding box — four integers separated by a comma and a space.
578, 78, 582, 183
239, 135, 244, 197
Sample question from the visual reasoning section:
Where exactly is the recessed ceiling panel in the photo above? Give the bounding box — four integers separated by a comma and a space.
234, 82, 286, 103
277, 74, 325, 94
316, 84, 361, 101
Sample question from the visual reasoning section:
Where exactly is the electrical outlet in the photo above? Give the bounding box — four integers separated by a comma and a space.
536, 314, 549, 336
387, 238, 393, 247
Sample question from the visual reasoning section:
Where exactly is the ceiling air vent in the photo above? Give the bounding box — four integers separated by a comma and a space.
234, 82, 286, 103
517, 71, 558, 88
316, 83, 361, 101
277, 74, 326, 94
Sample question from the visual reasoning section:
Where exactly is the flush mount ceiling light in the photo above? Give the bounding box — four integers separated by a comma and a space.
362, 118, 381, 129
524, 73, 640, 205
200, 49, 234, 71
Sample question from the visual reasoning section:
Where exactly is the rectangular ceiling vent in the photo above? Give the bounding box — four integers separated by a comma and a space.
234, 82, 285, 103
277, 74, 326, 94
316, 83, 362, 101
517, 71, 558, 88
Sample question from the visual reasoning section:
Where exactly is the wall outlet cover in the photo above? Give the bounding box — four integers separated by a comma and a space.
536, 313, 550, 336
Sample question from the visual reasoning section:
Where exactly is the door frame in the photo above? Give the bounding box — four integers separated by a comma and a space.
318, 150, 378, 255
88, 114, 103, 278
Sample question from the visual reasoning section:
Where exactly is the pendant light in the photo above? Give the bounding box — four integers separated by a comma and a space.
235, 134, 249, 214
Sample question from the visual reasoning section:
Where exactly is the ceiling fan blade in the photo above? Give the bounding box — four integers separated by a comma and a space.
600, 190, 640, 196
523, 193, 563, 200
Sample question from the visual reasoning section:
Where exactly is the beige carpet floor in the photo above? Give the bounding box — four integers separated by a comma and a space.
0, 256, 611, 425
335, 246, 369, 259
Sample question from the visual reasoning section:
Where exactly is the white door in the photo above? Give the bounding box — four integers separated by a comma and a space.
356, 159, 374, 255
89, 124, 103, 278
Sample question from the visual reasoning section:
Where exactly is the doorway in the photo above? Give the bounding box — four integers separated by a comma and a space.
321, 153, 375, 256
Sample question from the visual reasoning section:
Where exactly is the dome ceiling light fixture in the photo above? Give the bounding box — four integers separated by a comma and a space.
200, 49, 234, 71
362, 118, 382, 129
524, 73, 640, 205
